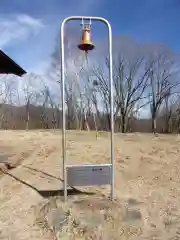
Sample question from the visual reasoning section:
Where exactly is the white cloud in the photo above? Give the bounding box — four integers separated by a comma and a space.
16, 14, 44, 29
0, 14, 44, 49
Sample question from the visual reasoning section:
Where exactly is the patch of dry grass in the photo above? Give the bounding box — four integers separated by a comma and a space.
0, 130, 180, 239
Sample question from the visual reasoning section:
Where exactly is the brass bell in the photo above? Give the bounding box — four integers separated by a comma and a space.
78, 23, 95, 53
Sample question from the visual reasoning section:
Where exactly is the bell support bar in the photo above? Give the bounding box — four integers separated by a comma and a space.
60, 16, 115, 202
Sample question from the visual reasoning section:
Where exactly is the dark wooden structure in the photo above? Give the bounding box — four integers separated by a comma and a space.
0, 50, 26, 77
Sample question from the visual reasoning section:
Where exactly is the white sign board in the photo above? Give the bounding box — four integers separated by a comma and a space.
66, 164, 112, 187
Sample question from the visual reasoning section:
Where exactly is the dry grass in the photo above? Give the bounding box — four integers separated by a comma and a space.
0, 130, 180, 239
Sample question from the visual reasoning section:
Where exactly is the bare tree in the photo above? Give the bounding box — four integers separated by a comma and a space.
148, 49, 180, 133
166, 95, 180, 133
0, 76, 15, 129
93, 50, 150, 132
21, 73, 42, 130
50, 23, 93, 131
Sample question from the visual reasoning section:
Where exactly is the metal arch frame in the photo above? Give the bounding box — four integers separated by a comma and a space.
60, 16, 115, 202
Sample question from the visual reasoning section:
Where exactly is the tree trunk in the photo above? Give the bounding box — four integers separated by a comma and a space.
93, 113, 98, 139
26, 111, 30, 130
121, 114, 126, 133
151, 112, 157, 134
84, 113, 90, 131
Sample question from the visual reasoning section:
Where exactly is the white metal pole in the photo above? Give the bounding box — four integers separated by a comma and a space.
60, 16, 115, 201
60, 20, 67, 202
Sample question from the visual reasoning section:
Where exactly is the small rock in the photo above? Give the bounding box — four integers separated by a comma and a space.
127, 198, 141, 206
0, 163, 7, 172
78, 213, 103, 228
123, 208, 142, 223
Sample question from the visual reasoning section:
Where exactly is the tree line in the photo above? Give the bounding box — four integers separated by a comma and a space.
1, 34, 180, 133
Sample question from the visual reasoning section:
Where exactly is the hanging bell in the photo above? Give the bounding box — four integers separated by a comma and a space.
78, 23, 95, 53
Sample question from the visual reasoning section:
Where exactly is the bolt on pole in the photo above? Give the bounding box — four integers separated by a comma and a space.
60, 16, 115, 202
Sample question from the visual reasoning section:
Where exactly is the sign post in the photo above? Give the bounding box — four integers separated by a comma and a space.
60, 16, 115, 202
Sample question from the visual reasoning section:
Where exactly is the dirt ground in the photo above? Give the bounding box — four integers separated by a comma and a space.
0, 130, 180, 239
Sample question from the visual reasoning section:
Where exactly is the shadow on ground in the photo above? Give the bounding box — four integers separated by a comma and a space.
0, 165, 95, 198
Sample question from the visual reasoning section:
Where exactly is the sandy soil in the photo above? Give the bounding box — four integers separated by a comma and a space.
0, 130, 180, 239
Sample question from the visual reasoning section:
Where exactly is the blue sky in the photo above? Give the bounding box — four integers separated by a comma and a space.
0, 0, 180, 75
